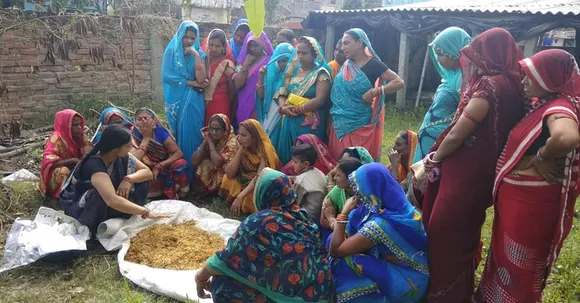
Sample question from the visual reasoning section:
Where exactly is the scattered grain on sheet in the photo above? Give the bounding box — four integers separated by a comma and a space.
125, 221, 225, 270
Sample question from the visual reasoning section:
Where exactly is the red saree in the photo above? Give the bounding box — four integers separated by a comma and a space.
475, 49, 580, 302
203, 29, 235, 126
421, 28, 525, 302
39, 109, 86, 199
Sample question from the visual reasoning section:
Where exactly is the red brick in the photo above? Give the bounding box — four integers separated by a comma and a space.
43, 78, 59, 84
44, 100, 63, 107
67, 71, 84, 78
44, 66, 65, 72
117, 83, 130, 91
12, 67, 31, 73
6, 86, 21, 92
9, 48, 19, 55
29, 84, 48, 91
2, 74, 27, 81
56, 83, 75, 89
2, 59, 18, 68
19, 101, 36, 108
20, 48, 39, 55
2, 36, 19, 43
5, 107, 23, 114
7, 92, 20, 100
18, 60, 39, 66
22, 112, 35, 119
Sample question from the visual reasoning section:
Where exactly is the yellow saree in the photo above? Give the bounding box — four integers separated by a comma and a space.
219, 119, 281, 214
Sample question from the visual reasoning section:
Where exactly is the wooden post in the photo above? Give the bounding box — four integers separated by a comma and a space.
324, 23, 335, 62
396, 33, 410, 108
575, 27, 580, 62
522, 36, 539, 58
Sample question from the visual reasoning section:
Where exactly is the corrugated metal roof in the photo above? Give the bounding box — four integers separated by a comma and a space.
310, 0, 580, 16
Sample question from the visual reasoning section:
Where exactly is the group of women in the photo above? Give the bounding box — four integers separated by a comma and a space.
36, 18, 580, 302
406, 27, 580, 303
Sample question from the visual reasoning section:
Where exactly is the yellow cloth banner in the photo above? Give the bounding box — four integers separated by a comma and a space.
244, 0, 265, 37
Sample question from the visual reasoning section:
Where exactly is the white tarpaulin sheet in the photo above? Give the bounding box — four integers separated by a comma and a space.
98, 200, 240, 302
0, 207, 90, 273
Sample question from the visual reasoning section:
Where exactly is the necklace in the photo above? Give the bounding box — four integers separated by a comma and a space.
299, 66, 313, 73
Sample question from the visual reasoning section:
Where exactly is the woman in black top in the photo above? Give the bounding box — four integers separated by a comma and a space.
60, 124, 169, 234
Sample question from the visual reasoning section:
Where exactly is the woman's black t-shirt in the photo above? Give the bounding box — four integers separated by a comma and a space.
80, 157, 108, 182
360, 57, 389, 84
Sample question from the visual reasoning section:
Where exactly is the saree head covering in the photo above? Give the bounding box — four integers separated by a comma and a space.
219, 119, 281, 213
273, 36, 332, 164
475, 49, 580, 303
257, 42, 294, 134
40, 109, 86, 198
202, 29, 235, 107
240, 119, 280, 169
229, 18, 249, 63
414, 27, 471, 163
195, 114, 237, 194
421, 28, 525, 303
340, 146, 374, 164
162, 20, 206, 180
392, 130, 418, 182
520, 49, 580, 98
331, 163, 428, 302
92, 107, 133, 144
234, 32, 274, 124
331, 28, 381, 139
430, 27, 471, 95
203, 29, 234, 62
280, 134, 337, 176
132, 108, 188, 198
207, 168, 334, 302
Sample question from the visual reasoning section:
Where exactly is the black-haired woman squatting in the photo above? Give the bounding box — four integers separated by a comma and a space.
60, 124, 169, 234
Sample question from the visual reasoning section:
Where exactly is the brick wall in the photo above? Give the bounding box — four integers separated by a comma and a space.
0, 16, 323, 123
0, 19, 157, 123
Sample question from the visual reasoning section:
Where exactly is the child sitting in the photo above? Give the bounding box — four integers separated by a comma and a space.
291, 144, 327, 223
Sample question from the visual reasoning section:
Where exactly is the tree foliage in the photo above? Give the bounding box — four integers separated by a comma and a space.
265, 0, 281, 24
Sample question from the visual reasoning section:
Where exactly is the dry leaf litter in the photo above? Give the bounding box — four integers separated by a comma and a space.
125, 221, 225, 270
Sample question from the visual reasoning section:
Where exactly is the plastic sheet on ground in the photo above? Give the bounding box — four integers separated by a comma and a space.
98, 200, 240, 302
0, 207, 90, 273
1, 169, 39, 183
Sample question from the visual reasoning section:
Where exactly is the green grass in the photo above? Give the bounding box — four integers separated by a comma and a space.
1, 104, 579, 302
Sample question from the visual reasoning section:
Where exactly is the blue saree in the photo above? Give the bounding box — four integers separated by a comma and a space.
413, 27, 471, 163
92, 107, 133, 144
330, 28, 384, 140
162, 21, 206, 180
229, 18, 249, 64
257, 42, 294, 135
270, 37, 332, 164
330, 163, 429, 303
207, 168, 334, 302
